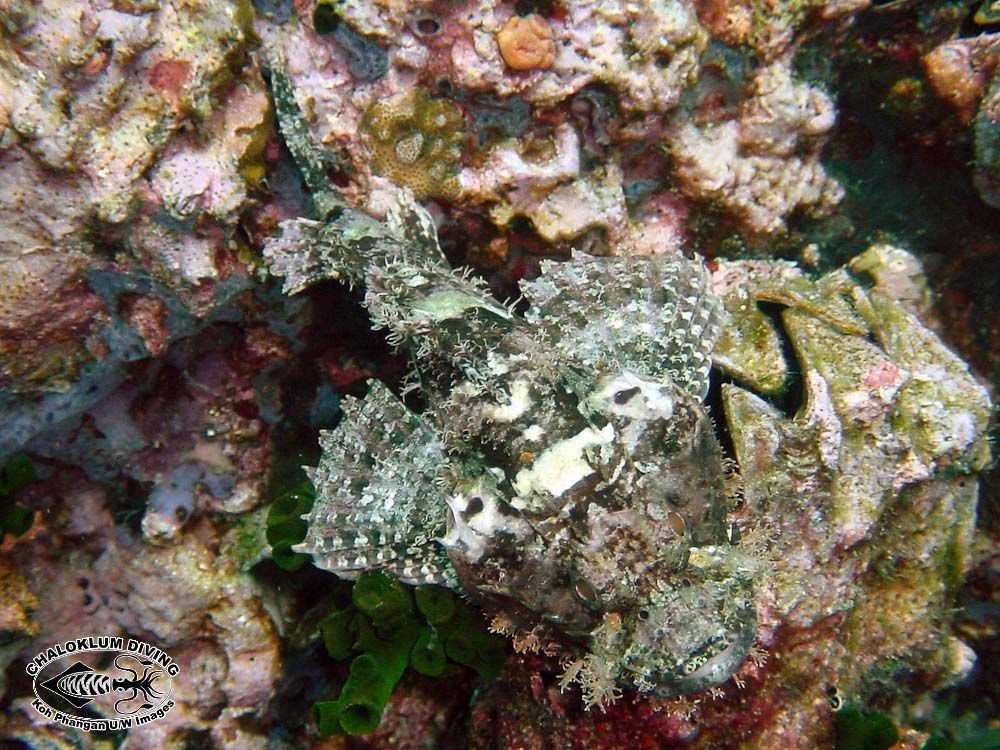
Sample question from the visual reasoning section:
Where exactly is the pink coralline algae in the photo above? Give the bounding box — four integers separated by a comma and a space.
666, 59, 844, 234
924, 33, 1000, 208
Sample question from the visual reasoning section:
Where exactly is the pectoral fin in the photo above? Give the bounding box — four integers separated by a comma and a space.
296, 380, 459, 587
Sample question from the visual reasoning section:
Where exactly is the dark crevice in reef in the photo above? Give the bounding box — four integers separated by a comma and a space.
269, 278, 407, 469
754, 301, 805, 420
705, 299, 808, 474
704, 370, 738, 470
799, 0, 1000, 267
707, 300, 805, 451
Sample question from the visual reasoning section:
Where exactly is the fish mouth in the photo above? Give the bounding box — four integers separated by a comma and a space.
651, 609, 758, 696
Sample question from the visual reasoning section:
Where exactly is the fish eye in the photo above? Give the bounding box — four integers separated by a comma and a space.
638, 609, 650, 621
663, 492, 684, 508
466, 496, 484, 515
571, 575, 600, 609
666, 511, 686, 537
613, 387, 640, 405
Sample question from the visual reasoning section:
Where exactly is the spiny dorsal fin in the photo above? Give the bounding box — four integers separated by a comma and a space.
521, 253, 724, 399
296, 380, 458, 587
382, 186, 447, 264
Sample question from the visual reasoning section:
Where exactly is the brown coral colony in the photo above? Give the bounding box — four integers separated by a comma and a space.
497, 14, 556, 71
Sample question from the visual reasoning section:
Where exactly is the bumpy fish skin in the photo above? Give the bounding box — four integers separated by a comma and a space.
264, 64, 756, 703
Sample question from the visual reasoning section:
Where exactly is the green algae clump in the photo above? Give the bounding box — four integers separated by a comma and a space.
834, 706, 899, 750
265, 480, 315, 571
313, 571, 506, 737
361, 88, 465, 201
0, 454, 37, 540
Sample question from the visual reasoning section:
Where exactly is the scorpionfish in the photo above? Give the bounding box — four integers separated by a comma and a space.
264, 65, 756, 707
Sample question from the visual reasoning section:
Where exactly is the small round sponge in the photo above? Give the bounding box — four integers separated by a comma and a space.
496, 14, 556, 71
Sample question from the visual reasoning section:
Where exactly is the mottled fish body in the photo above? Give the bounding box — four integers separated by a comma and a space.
264, 63, 756, 704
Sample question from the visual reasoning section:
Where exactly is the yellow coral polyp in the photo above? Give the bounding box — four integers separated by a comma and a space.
361, 89, 465, 201
497, 14, 556, 71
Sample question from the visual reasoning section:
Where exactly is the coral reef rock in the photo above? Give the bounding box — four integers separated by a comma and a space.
666, 58, 844, 234
1, 479, 282, 749
924, 33, 1000, 208
0, 0, 269, 459
0, 0, 996, 747
706, 245, 991, 748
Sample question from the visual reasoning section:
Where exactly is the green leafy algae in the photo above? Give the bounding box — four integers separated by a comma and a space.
265, 480, 315, 572
835, 706, 899, 750
0, 454, 37, 539
313, 571, 506, 736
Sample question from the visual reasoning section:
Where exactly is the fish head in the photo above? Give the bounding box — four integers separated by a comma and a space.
581, 550, 758, 696
560, 371, 756, 695
444, 368, 757, 697
582, 371, 731, 544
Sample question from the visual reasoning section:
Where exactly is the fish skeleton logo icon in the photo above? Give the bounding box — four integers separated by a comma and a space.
39, 655, 165, 712
27, 636, 179, 732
